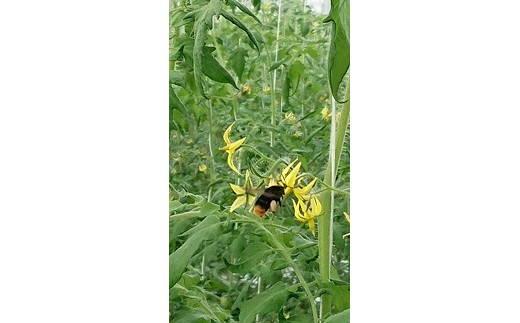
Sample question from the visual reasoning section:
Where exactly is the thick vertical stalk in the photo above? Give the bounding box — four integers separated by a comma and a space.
273, 0, 282, 89
267, 53, 276, 148
207, 100, 215, 202
318, 74, 350, 317
269, 0, 282, 147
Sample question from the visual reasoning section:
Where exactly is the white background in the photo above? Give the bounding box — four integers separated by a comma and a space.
1, 0, 519, 322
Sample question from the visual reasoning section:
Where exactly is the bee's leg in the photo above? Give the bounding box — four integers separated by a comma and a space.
269, 200, 278, 222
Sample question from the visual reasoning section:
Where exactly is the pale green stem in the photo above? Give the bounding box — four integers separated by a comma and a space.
267, 0, 283, 148
273, 0, 282, 101
318, 72, 350, 317
267, 52, 276, 147
255, 220, 319, 323
208, 100, 216, 202
255, 276, 262, 323
232, 213, 318, 322
241, 144, 276, 163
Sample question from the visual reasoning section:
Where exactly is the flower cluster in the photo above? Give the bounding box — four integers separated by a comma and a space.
280, 160, 322, 236
220, 123, 322, 236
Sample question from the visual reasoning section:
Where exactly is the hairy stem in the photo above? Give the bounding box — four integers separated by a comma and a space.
256, 220, 319, 323
318, 72, 350, 317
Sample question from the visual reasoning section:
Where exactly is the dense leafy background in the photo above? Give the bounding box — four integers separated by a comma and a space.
170, 0, 349, 321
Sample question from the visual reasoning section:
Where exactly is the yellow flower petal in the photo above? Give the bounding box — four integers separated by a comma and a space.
292, 199, 307, 222
293, 178, 317, 201
228, 137, 246, 151
310, 196, 322, 216
230, 183, 245, 195
283, 162, 301, 194
230, 195, 246, 212
223, 123, 234, 145
246, 194, 256, 205
281, 159, 297, 179
308, 218, 315, 236
227, 152, 241, 175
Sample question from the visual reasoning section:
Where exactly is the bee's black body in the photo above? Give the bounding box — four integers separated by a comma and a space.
254, 186, 284, 217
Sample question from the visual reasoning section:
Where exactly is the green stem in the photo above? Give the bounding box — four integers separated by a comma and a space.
207, 101, 216, 202
230, 219, 288, 230
317, 72, 350, 317
296, 173, 349, 195
241, 144, 276, 162
267, 51, 276, 148
255, 220, 319, 323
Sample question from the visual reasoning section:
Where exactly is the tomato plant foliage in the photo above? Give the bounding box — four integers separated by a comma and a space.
170, 0, 349, 321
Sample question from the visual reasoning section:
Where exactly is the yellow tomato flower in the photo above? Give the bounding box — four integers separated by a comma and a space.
262, 85, 270, 95
281, 160, 301, 195
198, 164, 207, 173
242, 84, 252, 95
284, 112, 296, 124
267, 176, 281, 187
229, 171, 256, 212
220, 123, 246, 175
321, 107, 332, 121
292, 196, 322, 236
293, 178, 317, 201
262, 2, 271, 13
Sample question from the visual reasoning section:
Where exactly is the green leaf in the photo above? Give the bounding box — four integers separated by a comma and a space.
324, 309, 349, 323
324, 0, 349, 102
231, 281, 252, 310
289, 60, 304, 81
252, 0, 261, 11
331, 284, 349, 311
229, 47, 248, 80
228, 233, 247, 262
169, 84, 188, 116
172, 309, 211, 323
300, 20, 310, 37
220, 9, 260, 52
227, 0, 262, 24
224, 242, 271, 274
201, 46, 239, 89
169, 70, 186, 88
171, 9, 190, 28
193, 0, 222, 98
269, 58, 288, 71
289, 60, 304, 91
238, 281, 289, 323
202, 240, 219, 263
304, 47, 318, 59
169, 214, 221, 288
200, 201, 220, 216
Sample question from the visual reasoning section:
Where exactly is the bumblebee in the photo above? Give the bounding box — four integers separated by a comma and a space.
253, 185, 284, 217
